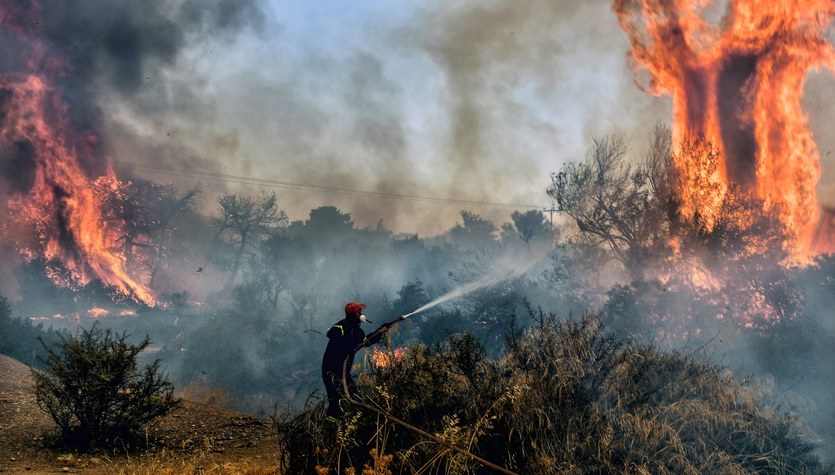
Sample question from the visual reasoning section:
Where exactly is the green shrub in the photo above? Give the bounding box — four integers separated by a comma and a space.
32, 323, 178, 450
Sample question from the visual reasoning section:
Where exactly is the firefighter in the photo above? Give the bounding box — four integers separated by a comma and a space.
322, 301, 383, 421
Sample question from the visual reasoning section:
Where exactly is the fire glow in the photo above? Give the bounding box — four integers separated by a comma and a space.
0, 3, 154, 305
87, 307, 110, 318
370, 348, 406, 368
615, 0, 835, 256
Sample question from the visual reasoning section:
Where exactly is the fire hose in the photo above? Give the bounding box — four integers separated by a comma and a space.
340, 316, 519, 475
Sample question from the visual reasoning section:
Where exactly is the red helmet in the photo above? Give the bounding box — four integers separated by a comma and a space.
344, 301, 367, 317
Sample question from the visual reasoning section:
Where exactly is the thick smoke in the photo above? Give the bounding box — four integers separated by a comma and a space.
344, 0, 669, 231
0, 0, 264, 185
0, 0, 266, 299
4, 1, 831, 233
3, 0, 250, 195
0, 0, 677, 236
42, 0, 263, 175
417, 0, 610, 189
38, 0, 263, 116
102, 0, 671, 234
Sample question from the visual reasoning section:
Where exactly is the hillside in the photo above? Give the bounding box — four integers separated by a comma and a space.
0, 355, 279, 474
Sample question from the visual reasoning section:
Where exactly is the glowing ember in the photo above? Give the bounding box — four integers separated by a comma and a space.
0, 2, 154, 305
370, 348, 406, 368
614, 0, 835, 256
87, 307, 110, 318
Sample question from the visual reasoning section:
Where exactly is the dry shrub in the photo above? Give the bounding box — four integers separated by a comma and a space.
276, 312, 822, 474
272, 397, 332, 473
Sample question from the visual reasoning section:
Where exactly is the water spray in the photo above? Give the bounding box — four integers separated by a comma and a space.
331, 250, 552, 474
368, 247, 549, 339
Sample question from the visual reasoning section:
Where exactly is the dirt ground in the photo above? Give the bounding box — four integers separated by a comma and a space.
0, 355, 281, 474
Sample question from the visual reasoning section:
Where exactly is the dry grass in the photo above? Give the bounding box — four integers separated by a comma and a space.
275, 311, 823, 474
100, 448, 279, 474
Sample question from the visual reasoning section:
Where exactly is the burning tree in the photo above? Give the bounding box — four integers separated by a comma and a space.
551, 127, 803, 332
548, 130, 678, 278
94, 181, 202, 291
613, 0, 835, 256
0, 1, 156, 305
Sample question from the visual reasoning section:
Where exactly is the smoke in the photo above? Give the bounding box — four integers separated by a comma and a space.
37, 0, 263, 110
416, 1, 613, 180
0, 0, 679, 236
805, 71, 835, 207
82, 0, 670, 235
373, 0, 669, 231
0, 0, 265, 188
4, 0, 832, 235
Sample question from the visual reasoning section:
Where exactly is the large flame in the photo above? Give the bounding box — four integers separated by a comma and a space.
0, 2, 154, 305
614, 0, 835, 256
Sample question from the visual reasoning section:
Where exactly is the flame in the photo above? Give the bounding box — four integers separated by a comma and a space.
370, 347, 406, 368
0, 2, 155, 305
615, 0, 835, 256
812, 207, 835, 253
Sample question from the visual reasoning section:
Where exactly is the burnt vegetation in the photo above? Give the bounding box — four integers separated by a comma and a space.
1, 127, 834, 468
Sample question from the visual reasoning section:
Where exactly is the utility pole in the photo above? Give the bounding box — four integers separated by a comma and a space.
542, 205, 558, 229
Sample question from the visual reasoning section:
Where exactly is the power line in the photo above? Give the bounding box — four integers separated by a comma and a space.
112, 160, 544, 210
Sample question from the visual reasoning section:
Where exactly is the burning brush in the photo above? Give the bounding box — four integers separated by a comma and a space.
369, 347, 407, 368
0, 2, 154, 305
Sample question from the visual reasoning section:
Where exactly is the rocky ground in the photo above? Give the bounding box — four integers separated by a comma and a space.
0, 355, 281, 474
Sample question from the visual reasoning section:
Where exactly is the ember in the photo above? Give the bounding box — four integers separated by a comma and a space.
87, 307, 110, 318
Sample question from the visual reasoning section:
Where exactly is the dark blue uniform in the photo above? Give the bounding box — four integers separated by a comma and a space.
322, 316, 366, 418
